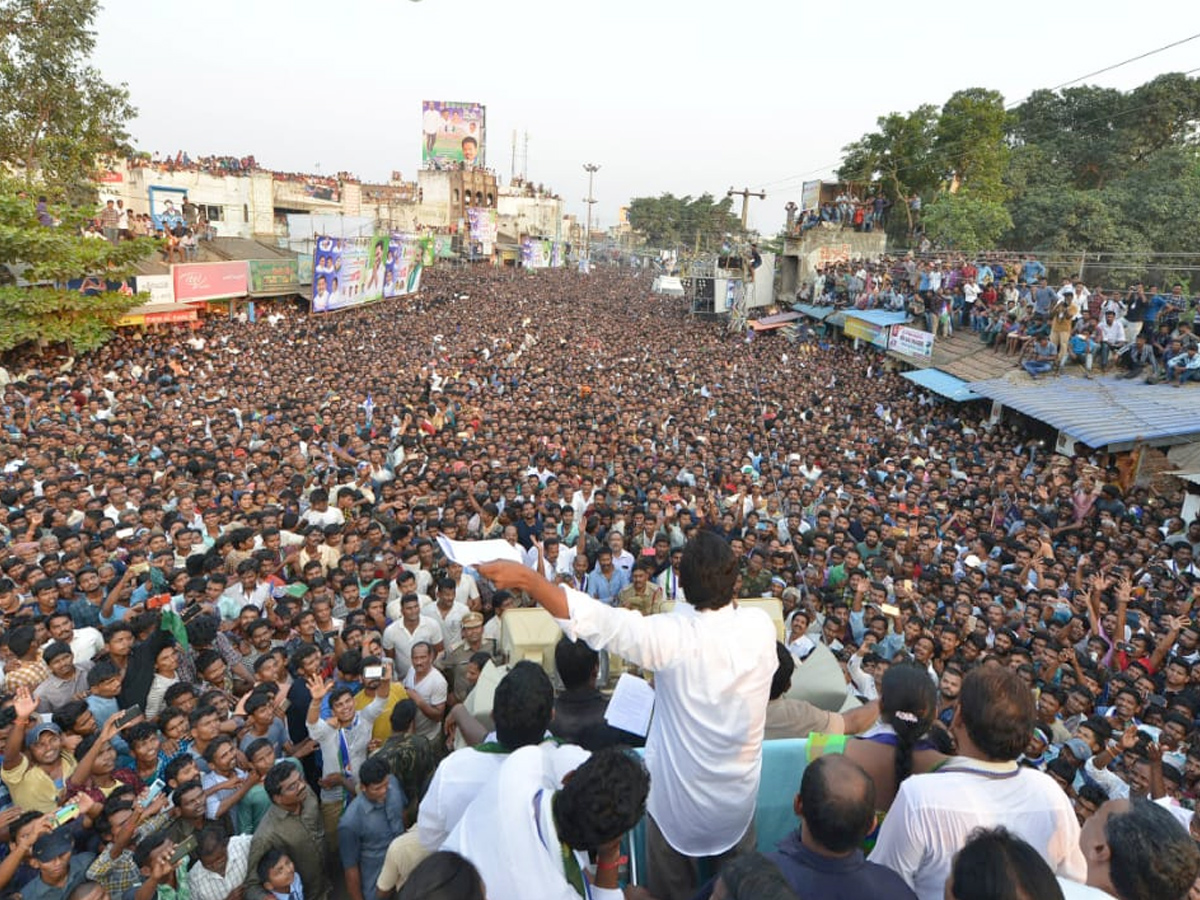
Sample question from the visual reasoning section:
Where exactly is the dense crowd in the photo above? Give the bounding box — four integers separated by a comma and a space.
0, 265, 1198, 900
802, 252, 1200, 382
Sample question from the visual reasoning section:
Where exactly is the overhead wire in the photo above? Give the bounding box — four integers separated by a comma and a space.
754, 39, 1200, 194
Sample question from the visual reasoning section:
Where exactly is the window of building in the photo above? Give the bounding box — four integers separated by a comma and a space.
243, 204, 249, 223
453, 189, 460, 204
486, 193, 494, 206
202, 204, 223, 222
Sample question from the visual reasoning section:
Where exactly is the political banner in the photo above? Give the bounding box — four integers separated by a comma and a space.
844, 315, 889, 349
66, 277, 135, 297
801, 180, 822, 211
467, 207, 497, 256
312, 234, 423, 313
551, 241, 564, 268
248, 259, 301, 294
521, 238, 551, 269
888, 324, 935, 358
385, 232, 424, 298
297, 255, 314, 285
173, 262, 248, 303
135, 274, 175, 305
421, 100, 486, 167
433, 235, 455, 259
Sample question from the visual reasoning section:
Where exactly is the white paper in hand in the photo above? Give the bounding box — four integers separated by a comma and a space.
604, 673, 655, 738
436, 535, 524, 567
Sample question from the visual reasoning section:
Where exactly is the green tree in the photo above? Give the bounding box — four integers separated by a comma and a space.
0, 0, 137, 200
0, 184, 155, 352
837, 104, 940, 239
921, 194, 1013, 253
626, 192, 741, 250
933, 88, 1009, 201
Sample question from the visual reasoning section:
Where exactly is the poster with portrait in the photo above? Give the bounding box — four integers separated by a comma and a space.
521, 238, 552, 269
383, 232, 424, 298
311, 234, 389, 313
466, 207, 498, 256
421, 100, 486, 167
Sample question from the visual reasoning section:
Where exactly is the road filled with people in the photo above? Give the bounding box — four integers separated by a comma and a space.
0, 265, 1198, 900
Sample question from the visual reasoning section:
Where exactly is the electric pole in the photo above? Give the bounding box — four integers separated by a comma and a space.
583, 163, 600, 265
727, 186, 766, 229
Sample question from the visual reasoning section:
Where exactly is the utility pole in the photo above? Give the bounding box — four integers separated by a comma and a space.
583, 163, 600, 265
727, 186, 766, 229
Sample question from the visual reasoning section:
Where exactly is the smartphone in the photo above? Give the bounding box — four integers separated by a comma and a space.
880, 603, 901, 617
142, 778, 166, 807
131, 562, 151, 575
168, 835, 197, 866
363, 665, 383, 680
276, 699, 291, 714
116, 704, 142, 728
54, 803, 81, 825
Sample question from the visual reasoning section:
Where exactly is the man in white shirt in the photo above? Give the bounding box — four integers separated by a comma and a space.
570, 479, 598, 520
524, 536, 576, 581
45, 612, 104, 665
402, 641, 448, 744
381, 595, 443, 679
422, 578, 469, 653
444, 745, 648, 900
606, 531, 635, 574
447, 561, 480, 609
417, 661, 587, 850
1062, 796, 1200, 899
299, 489, 344, 529
479, 531, 776, 900
871, 666, 1086, 900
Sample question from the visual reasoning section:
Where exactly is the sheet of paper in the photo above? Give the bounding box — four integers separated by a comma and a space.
436, 535, 524, 567
605, 673, 656, 738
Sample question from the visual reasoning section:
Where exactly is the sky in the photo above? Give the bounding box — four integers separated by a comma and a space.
90, 0, 1200, 234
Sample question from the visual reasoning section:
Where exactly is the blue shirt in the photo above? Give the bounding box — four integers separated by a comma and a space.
587, 566, 629, 604
337, 777, 406, 900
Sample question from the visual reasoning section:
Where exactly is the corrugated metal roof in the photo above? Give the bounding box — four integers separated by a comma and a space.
792, 303, 834, 321
844, 310, 910, 327
751, 311, 802, 327
967, 375, 1200, 450
902, 369, 981, 402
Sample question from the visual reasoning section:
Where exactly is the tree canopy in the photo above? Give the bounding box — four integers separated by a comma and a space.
626, 193, 743, 250
833, 72, 1200, 280
0, 0, 151, 353
0, 183, 154, 352
0, 0, 136, 201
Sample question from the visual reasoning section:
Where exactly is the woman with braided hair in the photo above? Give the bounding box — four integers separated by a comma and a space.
805, 662, 949, 845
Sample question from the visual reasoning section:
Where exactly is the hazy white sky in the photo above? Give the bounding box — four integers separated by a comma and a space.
91, 0, 1199, 233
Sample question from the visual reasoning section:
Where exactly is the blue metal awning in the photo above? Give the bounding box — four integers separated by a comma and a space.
902, 368, 981, 402
844, 310, 910, 327
792, 303, 834, 321
968, 375, 1200, 450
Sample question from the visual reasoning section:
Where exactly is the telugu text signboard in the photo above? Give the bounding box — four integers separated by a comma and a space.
248, 259, 301, 294
888, 325, 935, 358
173, 262, 248, 303
135, 274, 175, 305
421, 100, 486, 167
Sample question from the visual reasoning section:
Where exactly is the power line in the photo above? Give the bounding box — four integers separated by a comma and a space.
1045, 33, 1200, 92
755, 40, 1200, 194
760, 66, 1200, 198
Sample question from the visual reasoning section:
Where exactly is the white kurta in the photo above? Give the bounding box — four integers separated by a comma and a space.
871, 758, 1087, 900
444, 745, 620, 900
556, 587, 776, 857
418, 739, 587, 851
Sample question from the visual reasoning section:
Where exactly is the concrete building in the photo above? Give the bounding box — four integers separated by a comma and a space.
101, 158, 564, 249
